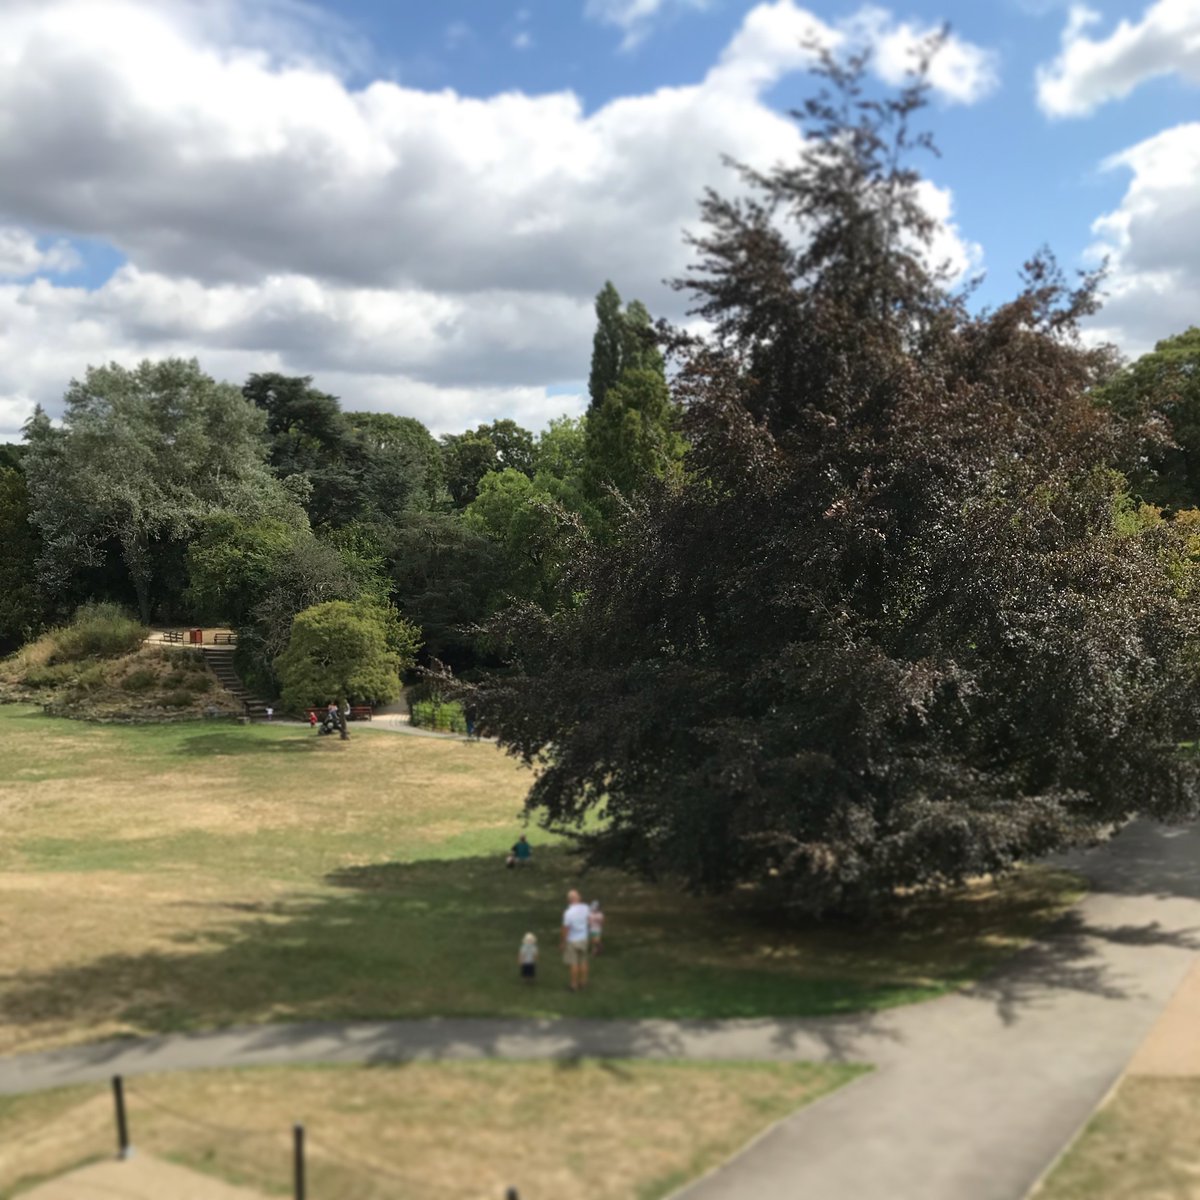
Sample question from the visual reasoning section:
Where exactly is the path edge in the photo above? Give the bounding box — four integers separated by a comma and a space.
1019, 955, 1198, 1199
660, 1063, 878, 1200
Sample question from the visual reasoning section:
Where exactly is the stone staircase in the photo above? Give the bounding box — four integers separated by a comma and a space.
203, 648, 271, 719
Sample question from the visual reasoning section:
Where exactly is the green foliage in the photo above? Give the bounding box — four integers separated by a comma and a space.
386, 511, 506, 670
1096, 327, 1200, 510
23, 359, 279, 622
345, 411, 446, 512
0, 465, 43, 654
410, 698, 467, 732
584, 366, 687, 507
52, 602, 147, 662
275, 599, 419, 713
464, 468, 594, 610
186, 514, 302, 626
535, 416, 588, 482
587, 282, 664, 410
440, 419, 535, 508
475, 52, 1200, 914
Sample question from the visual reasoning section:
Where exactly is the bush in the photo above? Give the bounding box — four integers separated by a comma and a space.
162, 689, 194, 708
52, 602, 147, 662
22, 661, 77, 689
121, 668, 158, 693
411, 698, 467, 733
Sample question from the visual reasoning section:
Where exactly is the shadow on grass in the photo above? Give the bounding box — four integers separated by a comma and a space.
174, 731, 318, 757
4, 825, 1190, 1075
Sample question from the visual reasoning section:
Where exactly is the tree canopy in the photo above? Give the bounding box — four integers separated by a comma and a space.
275, 598, 419, 712
467, 50, 1200, 914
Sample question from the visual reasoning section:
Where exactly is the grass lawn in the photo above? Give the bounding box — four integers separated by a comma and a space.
0, 706, 1085, 1053
0, 1060, 865, 1199
1035, 1076, 1200, 1199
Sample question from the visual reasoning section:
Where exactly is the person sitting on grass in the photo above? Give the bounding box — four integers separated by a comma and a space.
506, 834, 532, 869
518, 932, 538, 984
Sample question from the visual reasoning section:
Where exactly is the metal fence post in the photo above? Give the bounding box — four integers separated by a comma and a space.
111, 1075, 131, 1159
506, 1189, 520, 1199
293, 1123, 306, 1200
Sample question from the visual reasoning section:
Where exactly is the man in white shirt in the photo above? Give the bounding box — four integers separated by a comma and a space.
561, 889, 591, 992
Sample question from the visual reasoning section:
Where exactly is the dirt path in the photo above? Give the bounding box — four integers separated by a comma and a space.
20, 1154, 271, 1200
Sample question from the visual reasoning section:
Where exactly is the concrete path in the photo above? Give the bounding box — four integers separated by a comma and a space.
21, 1154, 271, 1200
0, 822, 1196, 1200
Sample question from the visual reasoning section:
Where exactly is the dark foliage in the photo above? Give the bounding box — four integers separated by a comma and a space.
469, 49, 1200, 913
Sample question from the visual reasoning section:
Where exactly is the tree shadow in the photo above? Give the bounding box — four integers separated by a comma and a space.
173, 732, 320, 757
5, 823, 1200, 1075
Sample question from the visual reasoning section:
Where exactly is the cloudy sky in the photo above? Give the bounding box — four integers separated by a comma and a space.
0, 0, 1194, 441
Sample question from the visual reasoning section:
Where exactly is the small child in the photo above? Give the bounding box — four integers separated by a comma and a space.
588, 900, 605, 956
518, 932, 538, 983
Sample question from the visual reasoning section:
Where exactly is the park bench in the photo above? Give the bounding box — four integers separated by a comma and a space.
213, 632, 236, 645
162, 630, 183, 644
350, 706, 373, 721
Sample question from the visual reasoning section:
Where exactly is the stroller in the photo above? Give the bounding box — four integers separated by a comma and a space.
318, 710, 340, 736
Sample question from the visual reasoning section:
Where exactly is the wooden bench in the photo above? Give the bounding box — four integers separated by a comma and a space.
349, 706, 373, 721
213, 632, 236, 645
162, 630, 183, 644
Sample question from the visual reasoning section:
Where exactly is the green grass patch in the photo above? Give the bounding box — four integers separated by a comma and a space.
0, 706, 1085, 1051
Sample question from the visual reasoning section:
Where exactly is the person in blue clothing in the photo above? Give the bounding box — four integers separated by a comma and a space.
506, 834, 532, 869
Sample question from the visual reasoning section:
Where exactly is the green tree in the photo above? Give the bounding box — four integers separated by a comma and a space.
586, 282, 664, 410
346, 411, 446, 511
0, 466, 43, 652
386, 511, 506, 670
275, 599, 418, 712
464, 469, 592, 610
471, 51, 1200, 914
535, 416, 589, 482
585, 367, 687, 506
244, 373, 360, 526
1096, 327, 1200, 510
439, 419, 536, 508
24, 360, 277, 623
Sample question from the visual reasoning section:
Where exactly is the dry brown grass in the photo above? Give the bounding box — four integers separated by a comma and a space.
1037, 1076, 1200, 1200
0, 1061, 863, 1199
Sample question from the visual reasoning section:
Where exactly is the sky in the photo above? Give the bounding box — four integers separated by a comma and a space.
0, 0, 1195, 441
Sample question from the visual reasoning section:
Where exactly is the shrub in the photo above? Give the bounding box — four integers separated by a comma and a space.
22, 661, 77, 689
121, 668, 158, 693
162, 689, 194, 708
53, 602, 147, 662
411, 698, 467, 733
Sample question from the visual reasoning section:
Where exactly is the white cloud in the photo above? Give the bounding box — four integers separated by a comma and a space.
854, 7, 1000, 105
0, 228, 79, 278
584, 0, 713, 50
0, 0, 982, 440
706, 1, 998, 104
513, 30, 534, 50
1037, 0, 1200, 117
1082, 121, 1200, 356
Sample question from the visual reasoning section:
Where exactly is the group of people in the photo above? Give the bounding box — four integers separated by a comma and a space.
310, 701, 350, 739
516, 889, 605, 992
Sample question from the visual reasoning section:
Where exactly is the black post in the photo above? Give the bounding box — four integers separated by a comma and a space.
293, 1123, 306, 1200
505, 1189, 520, 1200
111, 1075, 130, 1159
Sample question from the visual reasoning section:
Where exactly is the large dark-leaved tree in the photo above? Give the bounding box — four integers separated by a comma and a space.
469, 48, 1200, 914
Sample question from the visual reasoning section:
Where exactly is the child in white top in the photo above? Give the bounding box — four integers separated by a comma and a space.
588, 901, 605, 955
518, 932, 538, 983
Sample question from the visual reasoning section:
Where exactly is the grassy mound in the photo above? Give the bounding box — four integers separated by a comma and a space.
0, 604, 240, 722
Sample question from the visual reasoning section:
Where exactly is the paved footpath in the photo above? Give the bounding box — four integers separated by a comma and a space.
1, 822, 1197, 1200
